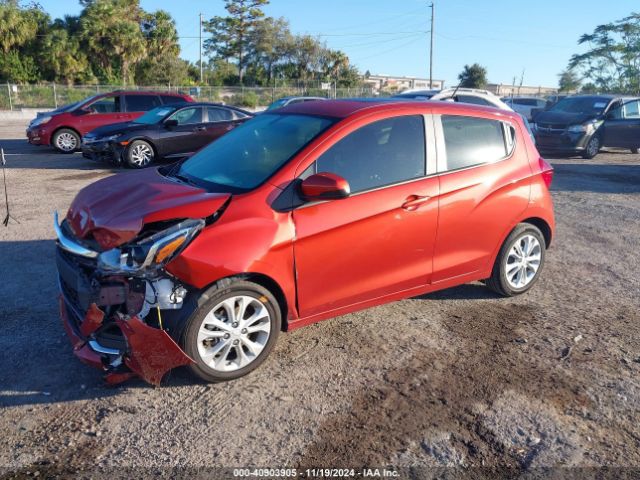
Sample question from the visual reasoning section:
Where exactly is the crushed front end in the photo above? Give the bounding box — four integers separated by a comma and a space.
54, 212, 202, 386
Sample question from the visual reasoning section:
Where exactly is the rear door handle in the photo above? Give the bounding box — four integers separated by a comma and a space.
401, 195, 431, 211
194, 126, 207, 131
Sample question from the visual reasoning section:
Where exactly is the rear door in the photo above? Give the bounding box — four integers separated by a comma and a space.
200, 107, 246, 148
603, 99, 640, 149
74, 94, 124, 135
123, 94, 163, 122
432, 114, 531, 282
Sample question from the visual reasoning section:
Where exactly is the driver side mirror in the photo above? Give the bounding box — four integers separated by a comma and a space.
300, 173, 350, 201
164, 119, 178, 129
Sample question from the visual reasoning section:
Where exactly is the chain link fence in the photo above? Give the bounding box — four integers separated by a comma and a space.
0, 84, 380, 110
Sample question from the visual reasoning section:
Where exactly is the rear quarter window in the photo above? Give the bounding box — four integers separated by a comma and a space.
125, 94, 162, 112
441, 115, 511, 171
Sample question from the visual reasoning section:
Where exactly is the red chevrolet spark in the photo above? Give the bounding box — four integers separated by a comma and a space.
55, 99, 555, 385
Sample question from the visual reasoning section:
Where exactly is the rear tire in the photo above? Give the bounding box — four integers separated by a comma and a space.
52, 128, 80, 153
125, 140, 155, 168
486, 224, 546, 297
181, 280, 281, 383
581, 135, 600, 159
631, 147, 639, 154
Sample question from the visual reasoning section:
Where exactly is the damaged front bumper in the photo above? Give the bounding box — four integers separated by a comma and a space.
55, 214, 197, 386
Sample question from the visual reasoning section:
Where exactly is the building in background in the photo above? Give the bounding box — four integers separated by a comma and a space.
487, 83, 558, 97
364, 74, 445, 94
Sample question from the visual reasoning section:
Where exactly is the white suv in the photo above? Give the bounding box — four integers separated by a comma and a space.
431, 88, 513, 112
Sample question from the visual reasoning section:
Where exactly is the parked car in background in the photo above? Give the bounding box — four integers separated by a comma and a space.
55, 99, 554, 385
431, 88, 514, 112
502, 97, 547, 120
26, 90, 193, 153
529, 94, 569, 120
392, 89, 440, 100
82, 103, 253, 168
532, 95, 640, 159
266, 96, 327, 111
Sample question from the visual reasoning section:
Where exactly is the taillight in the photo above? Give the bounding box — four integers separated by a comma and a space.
539, 157, 554, 189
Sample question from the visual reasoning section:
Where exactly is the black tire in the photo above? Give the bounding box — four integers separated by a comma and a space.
631, 147, 639, 154
52, 128, 80, 153
486, 223, 546, 297
581, 135, 600, 159
125, 140, 155, 168
181, 279, 281, 383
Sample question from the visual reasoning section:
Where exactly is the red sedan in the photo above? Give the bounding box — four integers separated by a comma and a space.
54, 99, 555, 385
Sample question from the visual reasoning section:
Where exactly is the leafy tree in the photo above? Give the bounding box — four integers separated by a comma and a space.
141, 10, 179, 58
0, 0, 38, 53
135, 56, 191, 86
457, 63, 488, 88
40, 25, 92, 84
569, 13, 640, 93
248, 16, 293, 84
204, 0, 269, 84
558, 69, 581, 92
79, 0, 146, 84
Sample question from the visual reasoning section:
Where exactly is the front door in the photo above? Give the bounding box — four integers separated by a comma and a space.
160, 106, 206, 157
603, 99, 640, 149
75, 94, 124, 135
293, 114, 439, 318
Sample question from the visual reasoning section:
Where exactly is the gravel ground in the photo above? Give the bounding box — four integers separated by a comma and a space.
0, 121, 639, 479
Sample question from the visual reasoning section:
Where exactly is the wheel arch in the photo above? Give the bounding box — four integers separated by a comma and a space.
520, 216, 552, 248
199, 273, 289, 332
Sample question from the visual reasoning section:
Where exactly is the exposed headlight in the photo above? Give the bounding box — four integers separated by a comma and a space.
31, 116, 51, 127
97, 219, 205, 275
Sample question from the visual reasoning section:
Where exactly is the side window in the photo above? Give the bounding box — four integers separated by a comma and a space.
456, 95, 492, 106
315, 115, 426, 194
125, 94, 162, 112
160, 95, 182, 105
623, 100, 640, 119
88, 95, 120, 113
169, 107, 203, 125
206, 107, 233, 122
232, 110, 251, 120
441, 115, 509, 171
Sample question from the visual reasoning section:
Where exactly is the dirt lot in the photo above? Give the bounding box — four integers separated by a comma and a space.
0, 120, 639, 479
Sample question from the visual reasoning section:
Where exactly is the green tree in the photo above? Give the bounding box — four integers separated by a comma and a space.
457, 63, 488, 88
558, 69, 581, 92
204, 0, 269, 84
0, 0, 38, 53
248, 16, 293, 84
569, 13, 640, 93
79, 0, 146, 84
141, 10, 179, 58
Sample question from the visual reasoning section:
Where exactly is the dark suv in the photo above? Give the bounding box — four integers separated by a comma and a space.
533, 95, 640, 159
26, 90, 193, 153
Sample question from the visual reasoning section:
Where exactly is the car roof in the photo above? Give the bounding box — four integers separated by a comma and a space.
276, 98, 519, 119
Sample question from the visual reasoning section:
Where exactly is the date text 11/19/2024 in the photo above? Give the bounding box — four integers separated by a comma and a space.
232, 468, 400, 478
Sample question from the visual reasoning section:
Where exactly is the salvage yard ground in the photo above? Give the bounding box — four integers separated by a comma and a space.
0, 120, 639, 477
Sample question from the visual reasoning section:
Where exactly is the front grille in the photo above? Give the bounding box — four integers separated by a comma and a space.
537, 123, 566, 132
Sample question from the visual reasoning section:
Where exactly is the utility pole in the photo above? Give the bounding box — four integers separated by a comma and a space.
199, 13, 204, 84
429, 3, 435, 89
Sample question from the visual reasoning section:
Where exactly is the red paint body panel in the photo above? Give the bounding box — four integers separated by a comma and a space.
59, 296, 104, 370
116, 316, 194, 386
66, 168, 230, 249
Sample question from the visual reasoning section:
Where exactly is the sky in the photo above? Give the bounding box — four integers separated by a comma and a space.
35, 0, 639, 88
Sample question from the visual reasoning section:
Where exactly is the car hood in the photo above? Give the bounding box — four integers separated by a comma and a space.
66, 168, 231, 249
86, 122, 152, 138
534, 110, 599, 127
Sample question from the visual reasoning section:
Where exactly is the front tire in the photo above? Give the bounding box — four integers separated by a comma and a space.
631, 147, 639, 154
181, 280, 281, 383
125, 140, 155, 168
582, 135, 600, 159
52, 128, 80, 153
486, 223, 546, 297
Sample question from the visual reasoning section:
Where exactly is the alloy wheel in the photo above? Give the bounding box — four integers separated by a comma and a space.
586, 137, 600, 157
130, 144, 153, 167
56, 132, 77, 152
196, 295, 272, 372
505, 234, 542, 289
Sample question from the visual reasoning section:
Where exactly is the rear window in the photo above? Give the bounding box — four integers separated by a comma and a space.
456, 95, 493, 106
206, 107, 234, 122
161, 95, 185, 105
125, 94, 162, 112
441, 115, 510, 171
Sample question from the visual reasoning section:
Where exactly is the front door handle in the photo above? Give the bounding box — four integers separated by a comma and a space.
401, 195, 431, 211
194, 126, 207, 131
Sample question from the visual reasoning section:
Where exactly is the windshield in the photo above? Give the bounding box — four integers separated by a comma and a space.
549, 97, 610, 115
133, 106, 178, 124
176, 113, 336, 192
267, 99, 289, 110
